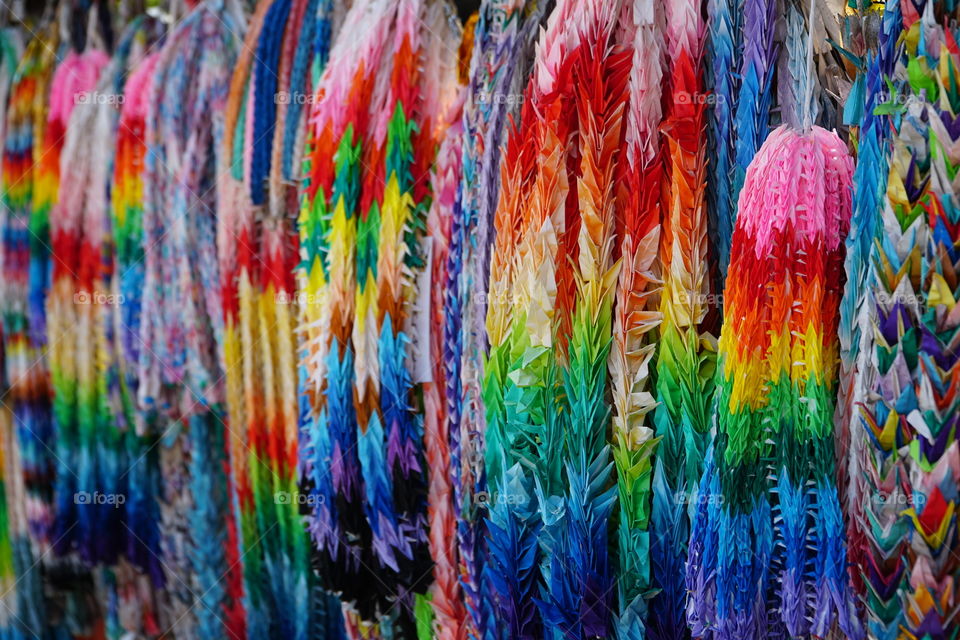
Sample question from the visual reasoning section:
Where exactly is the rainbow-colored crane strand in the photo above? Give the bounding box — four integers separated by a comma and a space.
218, 0, 340, 636
688, 125, 860, 640
609, 1, 663, 636
649, 0, 715, 636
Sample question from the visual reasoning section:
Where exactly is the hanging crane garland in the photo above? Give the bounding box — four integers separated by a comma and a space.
2, 12, 115, 637
481, 0, 579, 635
363, 1, 460, 632
139, 1, 247, 636
298, 0, 460, 636
46, 44, 111, 558
299, 0, 400, 632
449, 2, 545, 636
688, 125, 861, 640
218, 2, 273, 637
861, 3, 960, 637
15, 25, 59, 557
0, 25, 28, 640
218, 0, 341, 636
609, 0, 663, 636
110, 38, 166, 638
836, 0, 902, 621
649, 0, 715, 637
424, 70, 467, 639
732, 0, 778, 219
705, 0, 740, 285
3, 1, 960, 639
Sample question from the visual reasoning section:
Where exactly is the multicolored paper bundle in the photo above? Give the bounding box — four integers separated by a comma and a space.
482, 1, 667, 637
218, 3, 279, 637
1, 15, 111, 638
688, 125, 860, 639
47, 18, 178, 636
361, 1, 460, 632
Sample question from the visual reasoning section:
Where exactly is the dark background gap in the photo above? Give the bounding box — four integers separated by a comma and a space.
455, 0, 480, 22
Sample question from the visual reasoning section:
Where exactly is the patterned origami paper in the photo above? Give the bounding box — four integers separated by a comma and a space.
857, 3, 960, 637
139, 1, 246, 635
